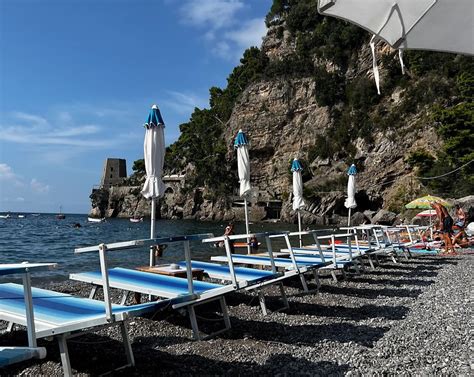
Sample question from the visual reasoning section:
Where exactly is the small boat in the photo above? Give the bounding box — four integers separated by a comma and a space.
56, 206, 65, 220
88, 217, 105, 223
31, 214, 40, 217
0, 214, 11, 219
18, 214, 26, 218
130, 217, 143, 223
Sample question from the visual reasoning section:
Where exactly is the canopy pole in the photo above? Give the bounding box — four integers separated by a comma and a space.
298, 210, 302, 248
348, 208, 352, 226
150, 198, 156, 239
149, 198, 156, 266
244, 198, 251, 254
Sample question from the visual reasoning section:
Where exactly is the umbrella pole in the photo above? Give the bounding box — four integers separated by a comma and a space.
298, 210, 302, 248
150, 198, 156, 266
429, 215, 433, 240
244, 198, 251, 254
347, 208, 352, 227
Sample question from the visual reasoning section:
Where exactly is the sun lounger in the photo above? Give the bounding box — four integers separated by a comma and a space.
176, 232, 295, 315
0, 262, 165, 376
72, 234, 234, 340
207, 232, 331, 293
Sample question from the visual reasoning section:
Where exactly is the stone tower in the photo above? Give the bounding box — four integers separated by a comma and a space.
100, 158, 127, 188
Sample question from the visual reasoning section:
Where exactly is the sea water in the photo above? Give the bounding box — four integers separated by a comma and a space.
0, 214, 301, 282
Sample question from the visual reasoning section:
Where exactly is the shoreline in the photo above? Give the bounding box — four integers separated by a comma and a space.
1, 253, 472, 375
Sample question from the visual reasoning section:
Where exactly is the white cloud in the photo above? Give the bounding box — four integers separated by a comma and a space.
0, 110, 128, 149
30, 178, 50, 194
176, 1, 267, 62
225, 18, 267, 50
163, 91, 209, 114
180, 0, 245, 30
0, 163, 24, 187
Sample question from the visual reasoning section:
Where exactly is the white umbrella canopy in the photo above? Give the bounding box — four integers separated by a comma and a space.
234, 130, 251, 254
318, 0, 474, 93
291, 159, 305, 211
141, 104, 166, 241
235, 130, 251, 198
291, 158, 306, 247
344, 164, 357, 226
318, 0, 474, 55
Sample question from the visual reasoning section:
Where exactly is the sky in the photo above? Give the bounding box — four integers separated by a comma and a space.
0, 0, 272, 214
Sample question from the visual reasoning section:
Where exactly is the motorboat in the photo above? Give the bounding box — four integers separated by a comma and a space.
130, 217, 143, 223
88, 217, 106, 223
0, 214, 11, 219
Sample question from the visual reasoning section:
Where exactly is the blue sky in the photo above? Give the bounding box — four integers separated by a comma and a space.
0, 0, 272, 214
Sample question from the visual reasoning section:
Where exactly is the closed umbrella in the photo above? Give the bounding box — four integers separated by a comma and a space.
291, 158, 305, 247
141, 105, 166, 252
234, 130, 251, 254
318, 0, 474, 93
344, 164, 357, 226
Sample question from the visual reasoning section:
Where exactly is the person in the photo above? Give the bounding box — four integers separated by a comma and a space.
73, 223, 81, 228
153, 244, 166, 258
453, 204, 466, 230
249, 235, 259, 253
220, 222, 235, 253
430, 202, 455, 254
452, 230, 469, 248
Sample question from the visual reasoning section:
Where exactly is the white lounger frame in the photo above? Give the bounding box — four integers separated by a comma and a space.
75, 233, 233, 340
0, 263, 138, 376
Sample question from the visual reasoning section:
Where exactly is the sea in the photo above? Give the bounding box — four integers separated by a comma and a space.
0, 214, 301, 283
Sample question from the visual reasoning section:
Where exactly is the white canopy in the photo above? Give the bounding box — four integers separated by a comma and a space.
318, 0, 474, 56
292, 162, 305, 211
141, 106, 165, 200
236, 140, 251, 198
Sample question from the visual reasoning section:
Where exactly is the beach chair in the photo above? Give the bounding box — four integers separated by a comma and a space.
0, 262, 166, 376
70, 234, 234, 340
280, 230, 365, 282
208, 232, 330, 293
178, 231, 301, 315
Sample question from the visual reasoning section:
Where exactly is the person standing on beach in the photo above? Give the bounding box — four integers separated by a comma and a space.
430, 202, 455, 254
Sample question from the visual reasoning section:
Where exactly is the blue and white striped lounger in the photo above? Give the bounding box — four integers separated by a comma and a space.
70, 267, 234, 302
175, 260, 290, 315
0, 282, 166, 376
210, 254, 330, 293
0, 347, 46, 367
70, 267, 235, 340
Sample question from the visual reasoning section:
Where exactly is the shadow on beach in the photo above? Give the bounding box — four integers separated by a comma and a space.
223, 318, 388, 347
287, 302, 410, 321
116, 350, 351, 376
319, 285, 423, 299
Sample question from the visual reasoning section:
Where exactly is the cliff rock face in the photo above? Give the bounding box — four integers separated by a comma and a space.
90, 20, 445, 224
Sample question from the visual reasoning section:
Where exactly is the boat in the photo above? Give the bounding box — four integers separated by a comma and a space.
130, 217, 143, 223
31, 213, 40, 217
0, 213, 11, 219
56, 206, 65, 220
88, 217, 105, 223
18, 214, 26, 218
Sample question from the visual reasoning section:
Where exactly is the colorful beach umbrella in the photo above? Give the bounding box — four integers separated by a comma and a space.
141, 105, 165, 244
291, 158, 305, 247
405, 195, 451, 209
415, 209, 437, 217
344, 164, 357, 226
234, 130, 251, 254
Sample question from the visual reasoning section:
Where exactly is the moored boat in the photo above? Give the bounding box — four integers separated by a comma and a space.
130, 217, 143, 223
56, 206, 65, 219
88, 217, 105, 223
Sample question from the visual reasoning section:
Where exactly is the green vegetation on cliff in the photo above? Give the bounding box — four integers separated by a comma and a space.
130, 0, 473, 200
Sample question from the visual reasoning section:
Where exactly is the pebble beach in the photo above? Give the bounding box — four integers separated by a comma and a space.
1, 252, 472, 376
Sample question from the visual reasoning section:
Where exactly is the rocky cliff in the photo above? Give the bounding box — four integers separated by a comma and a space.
90, 1, 472, 225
